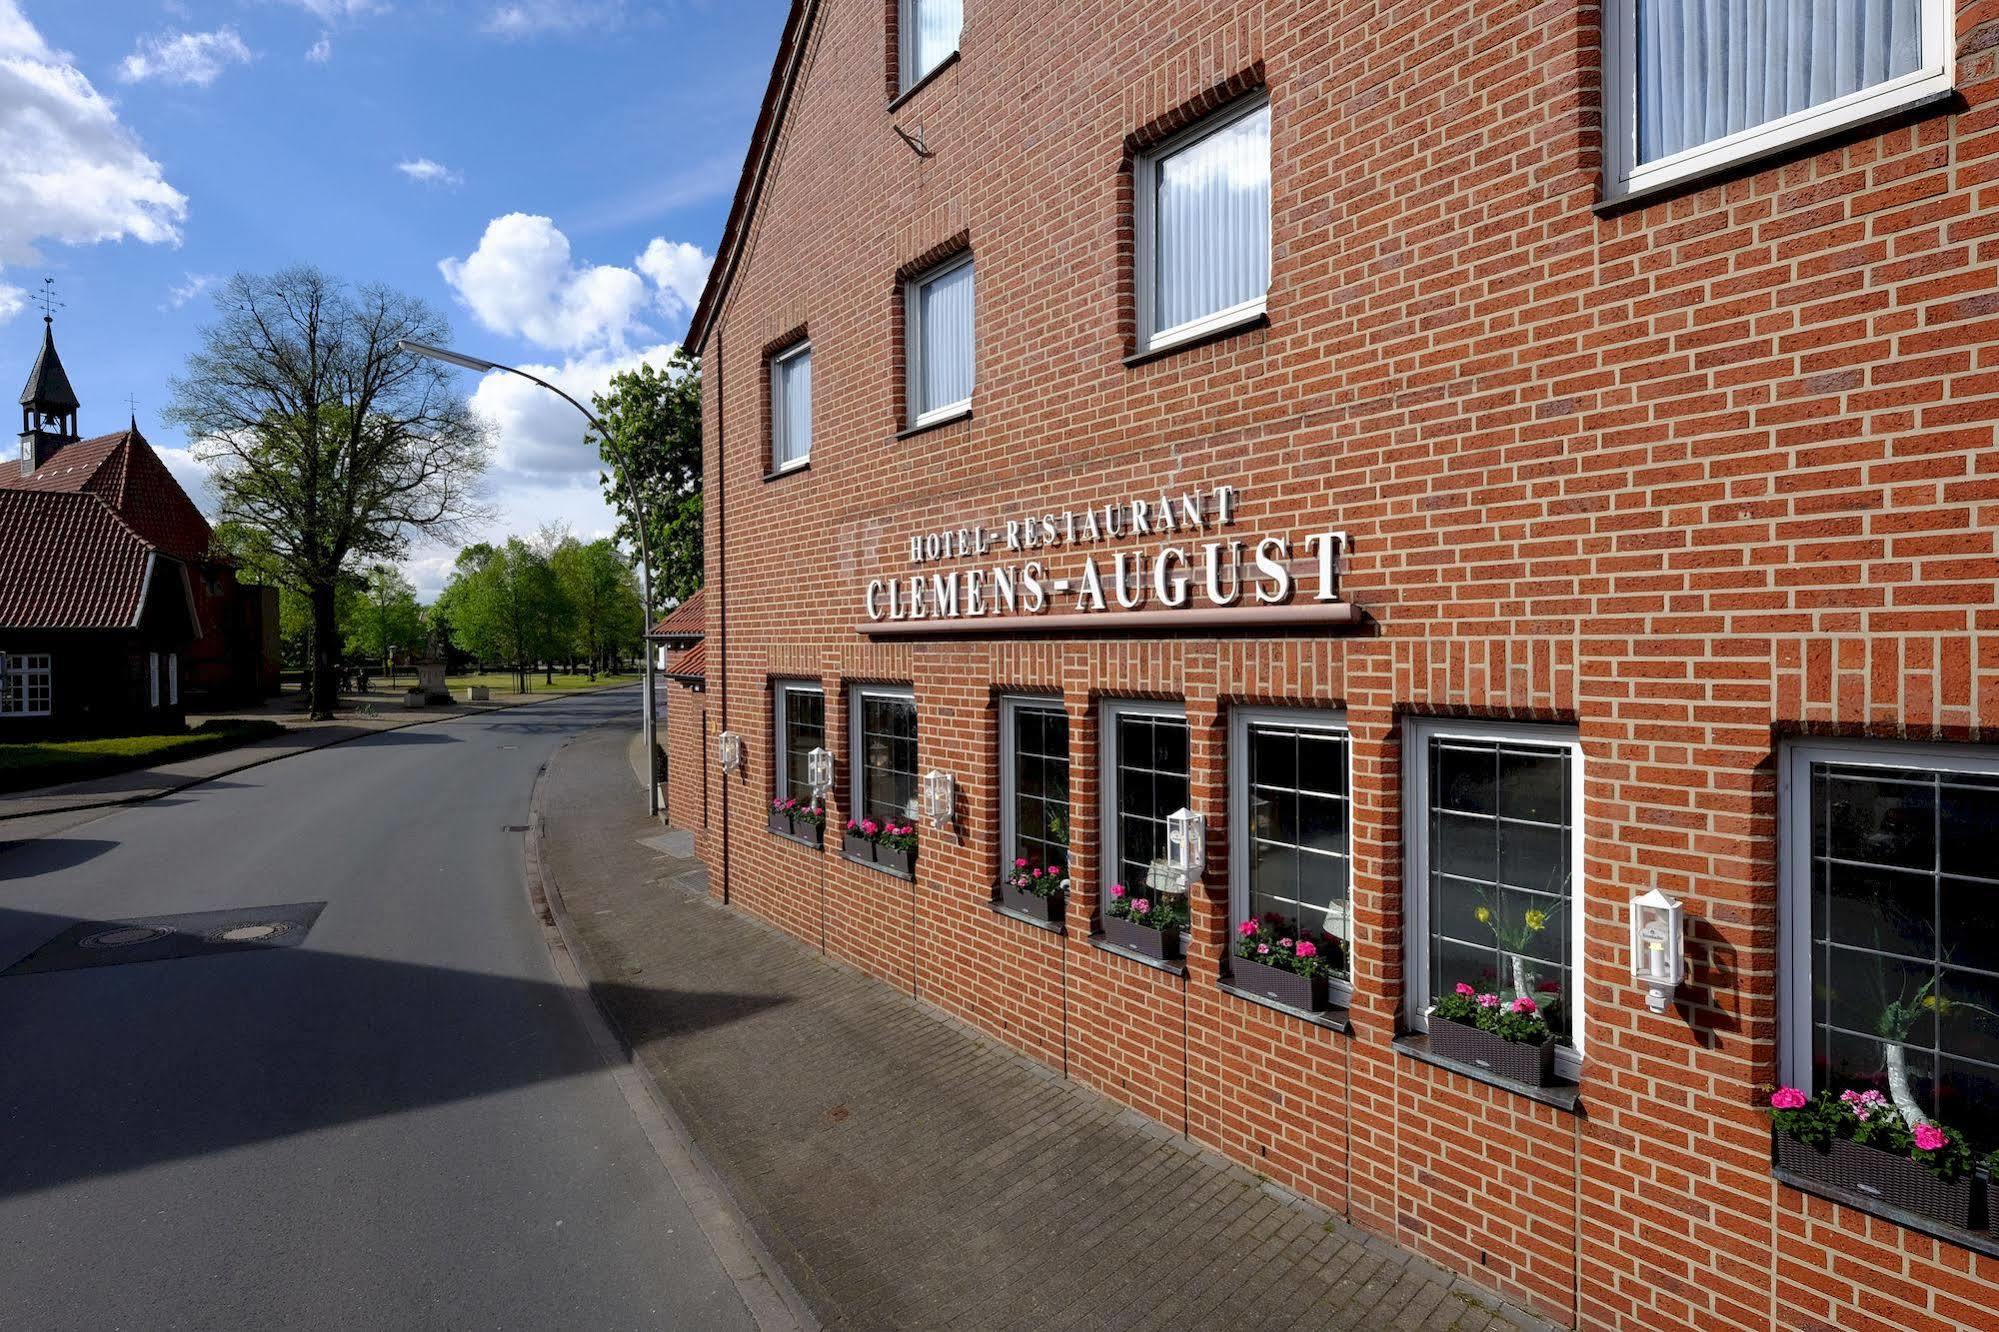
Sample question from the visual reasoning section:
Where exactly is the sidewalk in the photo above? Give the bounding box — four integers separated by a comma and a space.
535, 721, 1552, 1332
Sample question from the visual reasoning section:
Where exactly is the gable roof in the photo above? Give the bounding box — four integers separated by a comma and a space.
648, 587, 706, 644
684, 0, 815, 354
0, 490, 180, 631
0, 428, 213, 562
19, 321, 79, 413
663, 640, 707, 686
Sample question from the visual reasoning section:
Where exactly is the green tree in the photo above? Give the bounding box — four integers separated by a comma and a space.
341, 563, 424, 680
589, 350, 702, 612
551, 534, 642, 678
168, 267, 491, 719
439, 538, 561, 693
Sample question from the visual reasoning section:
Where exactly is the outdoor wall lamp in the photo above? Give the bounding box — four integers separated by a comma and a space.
1630, 889, 1687, 1014
1163, 807, 1206, 889
717, 731, 745, 774
806, 746, 834, 800
921, 769, 956, 827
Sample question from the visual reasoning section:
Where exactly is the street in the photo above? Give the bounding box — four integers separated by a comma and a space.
0, 688, 756, 1331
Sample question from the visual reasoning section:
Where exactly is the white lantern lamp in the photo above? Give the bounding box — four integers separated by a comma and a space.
1163, 807, 1205, 891
921, 769, 955, 827
806, 746, 834, 801
1629, 889, 1686, 1014
717, 730, 744, 774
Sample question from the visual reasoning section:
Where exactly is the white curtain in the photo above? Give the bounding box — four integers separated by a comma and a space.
917, 260, 974, 416
1154, 104, 1271, 336
774, 347, 811, 465
909, 0, 961, 85
1637, 1, 1924, 164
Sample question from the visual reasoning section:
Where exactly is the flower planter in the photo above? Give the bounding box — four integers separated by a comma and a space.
1231, 955, 1328, 1012
791, 818, 824, 848
1775, 1133, 1977, 1230
999, 881, 1064, 924
841, 831, 876, 864
1428, 1015, 1557, 1087
1103, 913, 1180, 962
875, 844, 915, 878
767, 808, 793, 836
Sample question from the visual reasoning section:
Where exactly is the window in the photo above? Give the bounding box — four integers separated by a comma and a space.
1603, 1, 1954, 202
1231, 707, 1352, 994
1000, 696, 1070, 878
770, 341, 811, 472
773, 682, 825, 806
898, 0, 961, 92
148, 651, 161, 708
0, 654, 51, 716
167, 654, 178, 707
1404, 718, 1584, 1075
1101, 700, 1189, 899
905, 252, 974, 427
1135, 96, 1270, 353
1782, 740, 1999, 1154
849, 685, 918, 827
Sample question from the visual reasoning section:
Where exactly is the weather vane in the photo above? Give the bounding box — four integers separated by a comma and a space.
34, 277, 62, 323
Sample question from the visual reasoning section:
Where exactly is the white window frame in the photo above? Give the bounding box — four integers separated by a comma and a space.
848, 683, 918, 826
904, 251, 975, 429
1099, 697, 1190, 901
1133, 93, 1271, 356
1, 653, 52, 717
769, 340, 811, 474
999, 694, 1069, 881
773, 680, 825, 806
1777, 735, 1999, 1096
1402, 716, 1586, 1079
148, 651, 161, 708
167, 653, 179, 706
897, 0, 959, 93
1601, 1, 1956, 205
1230, 704, 1354, 1004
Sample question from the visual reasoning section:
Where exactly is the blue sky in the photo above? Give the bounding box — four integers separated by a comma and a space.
0, 0, 785, 595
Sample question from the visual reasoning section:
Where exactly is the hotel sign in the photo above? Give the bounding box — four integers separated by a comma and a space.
859, 485, 1356, 636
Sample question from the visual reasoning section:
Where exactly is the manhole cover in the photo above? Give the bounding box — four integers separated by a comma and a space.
80, 926, 169, 949
207, 922, 290, 944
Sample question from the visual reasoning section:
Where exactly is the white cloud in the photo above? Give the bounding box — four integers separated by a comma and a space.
274, 0, 387, 18
305, 33, 332, 62
0, 282, 22, 324
0, 1, 187, 276
468, 341, 679, 480
161, 271, 216, 311
635, 238, 709, 320
396, 156, 463, 187
440, 213, 648, 353
483, 0, 622, 38
119, 27, 253, 86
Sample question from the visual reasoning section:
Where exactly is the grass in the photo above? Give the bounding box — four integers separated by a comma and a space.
440, 671, 642, 694
0, 719, 288, 795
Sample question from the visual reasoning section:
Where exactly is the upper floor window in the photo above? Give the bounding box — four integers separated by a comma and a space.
899, 0, 962, 92
1604, 1, 1954, 202
1, 653, 52, 716
1781, 740, 1999, 1156
905, 252, 975, 428
1135, 96, 1270, 354
770, 341, 811, 473
1404, 718, 1584, 1078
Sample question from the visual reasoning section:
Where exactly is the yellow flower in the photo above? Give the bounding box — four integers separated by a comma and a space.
1524, 909, 1548, 932
1475, 906, 1492, 924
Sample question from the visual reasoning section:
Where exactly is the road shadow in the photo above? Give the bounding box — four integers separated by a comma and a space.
0, 903, 788, 1201
345, 730, 460, 746
0, 839, 120, 880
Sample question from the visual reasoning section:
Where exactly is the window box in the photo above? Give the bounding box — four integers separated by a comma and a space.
998, 880, 1063, 925
769, 807, 824, 847
1776, 1133, 1977, 1232
1426, 1014, 1557, 1088
876, 842, 915, 878
1102, 914, 1179, 963
842, 829, 877, 864
1229, 955, 1327, 1014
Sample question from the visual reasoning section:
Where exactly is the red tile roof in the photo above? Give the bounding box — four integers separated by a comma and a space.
648, 587, 706, 642
0, 429, 213, 561
0, 490, 172, 630
663, 640, 707, 683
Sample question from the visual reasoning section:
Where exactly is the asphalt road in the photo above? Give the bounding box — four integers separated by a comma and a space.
0, 688, 757, 1331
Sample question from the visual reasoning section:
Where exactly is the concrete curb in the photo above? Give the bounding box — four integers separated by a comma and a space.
526, 737, 819, 1332
0, 682, 640, 823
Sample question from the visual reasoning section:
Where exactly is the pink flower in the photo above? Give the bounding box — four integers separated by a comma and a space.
1238, 920, 1258, 937
1296, 940, 1318, 959
1015, 857, 1029, 869
845, 819, 858, 832
1914, 1123, 1950, 1153
1132, 898, 1150, 914
1257, 944, 1271, 955
1770, 1087, 1808, 1111
1476, 993, 1501, 1009
861, 820, 879, 836
1510, 996, 1538, 1015
1454, 982, 1475, 997
1049, 866, 1063, 878
1278, 938, 1293, 949
1110, 883, 1126, 899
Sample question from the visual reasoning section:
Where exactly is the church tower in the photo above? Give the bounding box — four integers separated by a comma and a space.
18, 313, 80, 478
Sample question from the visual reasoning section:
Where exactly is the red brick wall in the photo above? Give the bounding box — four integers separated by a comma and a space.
686, 2, 1999, 1327
663, 680, 708, 837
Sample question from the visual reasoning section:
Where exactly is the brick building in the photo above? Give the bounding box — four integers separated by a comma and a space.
674, 3, 1999, 1328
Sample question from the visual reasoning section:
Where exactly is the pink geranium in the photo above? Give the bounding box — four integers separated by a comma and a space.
1296, 940, 1318, 959
1132, 898, 1150, 914
1510, 996, 1538, 1015
1110, 883, 1126, 899
1454, 982, 1475, 997
1238, 920, 1258, 937
1769, 1087, 1807, 1111
1015, 857, 1029, 869
1257, 943, 1271, 955
1913, 1123, 1950, 1153
1475, 992, 1501, 1009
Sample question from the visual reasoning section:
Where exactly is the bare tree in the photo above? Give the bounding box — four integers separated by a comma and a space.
168, 267, 491, 718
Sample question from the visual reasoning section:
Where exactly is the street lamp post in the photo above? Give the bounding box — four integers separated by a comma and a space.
399, 339, 662, 818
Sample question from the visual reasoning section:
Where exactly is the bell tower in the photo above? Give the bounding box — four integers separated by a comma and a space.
18, 282, 80, 478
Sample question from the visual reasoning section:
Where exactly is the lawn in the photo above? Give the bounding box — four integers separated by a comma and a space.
442, 671, 643, 694
0, 719, 288, 795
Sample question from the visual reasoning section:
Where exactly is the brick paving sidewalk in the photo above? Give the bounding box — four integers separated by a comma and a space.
538, 721, 1553, 1332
